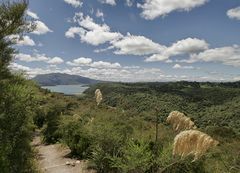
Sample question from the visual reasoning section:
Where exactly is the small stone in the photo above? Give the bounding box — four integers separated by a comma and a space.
76, 160, 80, 164
66, 161, 70, 165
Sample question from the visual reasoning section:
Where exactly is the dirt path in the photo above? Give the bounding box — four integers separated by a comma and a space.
32, 131, 96, 173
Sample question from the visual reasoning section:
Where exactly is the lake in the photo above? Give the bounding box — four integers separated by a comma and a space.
42, 85, 89, 95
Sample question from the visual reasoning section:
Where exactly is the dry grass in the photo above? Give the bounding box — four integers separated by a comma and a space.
95, 89, 102, 106
166, 111, 197, 132
173, 130, 219, 161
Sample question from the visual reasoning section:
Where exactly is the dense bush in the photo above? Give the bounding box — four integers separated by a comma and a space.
205, 126, 237, 140
0, 0, 38, 172
42, 105, 64, 143
110, 140, 153, 173
0, 77, 38, 172
161, 158, 207, 173
89, 114, 134, 172
33, 108, 46, 128
61, 118, 93, 158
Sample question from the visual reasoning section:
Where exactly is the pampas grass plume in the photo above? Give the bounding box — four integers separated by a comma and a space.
166, 111, 197, 132
95, 89, 102, 106
173, 130, 219, 161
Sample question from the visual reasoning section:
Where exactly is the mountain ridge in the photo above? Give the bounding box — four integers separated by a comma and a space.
32, 73, 101, 86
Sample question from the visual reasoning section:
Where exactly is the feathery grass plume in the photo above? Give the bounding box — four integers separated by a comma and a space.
173, 130, 219, 161
166, 111, 196, 132
95, 89, 102, 106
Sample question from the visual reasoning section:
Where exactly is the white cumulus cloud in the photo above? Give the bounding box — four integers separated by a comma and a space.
172, 63, 194, 69
15, 53, 49, 62
26, 9, 39, 19
137, 0, 208, 20
96, 9, 104, 21
32, 21, 53, 35
64, 0, 82, 8
99, 0, 116, 6
15, 53, 64, 64
145, 54, 169, 62
166, 37, 209, 55
112, 33, 166, 56
65, 27, 85, 38
185, 45, 240, 67
67, 57, 121, 69
91, 61, 121, 69
47, 57, 64, 64
145, 38, 208, 62
66, 13, 122, 45
67, 57, 93, 66
8, 35, 35, 46
227, 6, 240, 20
10, 62, 31, 71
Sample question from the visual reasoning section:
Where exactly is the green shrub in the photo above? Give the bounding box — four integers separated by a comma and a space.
0, 77, 37, 173
205, 126, 237, 140
61, 119, 92, 158
42, 105, 64, 143
110, 140, 153, 173
161, 158, 207, 173
88, 114, 133, 172
33, 108, 46, 128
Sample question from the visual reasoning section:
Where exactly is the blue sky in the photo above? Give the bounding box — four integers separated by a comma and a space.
10, 0, 240, 82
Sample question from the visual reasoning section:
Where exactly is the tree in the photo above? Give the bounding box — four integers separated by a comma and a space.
0, 1, 37, 172
0, 0, 33, 79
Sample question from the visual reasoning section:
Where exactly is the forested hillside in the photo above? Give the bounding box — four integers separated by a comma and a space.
35, 82, 240, 173
85, 82, 240, 133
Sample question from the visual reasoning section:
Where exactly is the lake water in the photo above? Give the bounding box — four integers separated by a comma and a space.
42, 85, 89, 95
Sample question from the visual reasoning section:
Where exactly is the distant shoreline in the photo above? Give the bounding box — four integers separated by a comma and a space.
41, 84, 90, 87
42, 84, 89, 95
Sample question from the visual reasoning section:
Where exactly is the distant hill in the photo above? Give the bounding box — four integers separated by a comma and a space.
32, 73, 100, 86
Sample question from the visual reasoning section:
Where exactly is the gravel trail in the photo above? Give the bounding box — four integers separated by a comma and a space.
32, 131, 96, 173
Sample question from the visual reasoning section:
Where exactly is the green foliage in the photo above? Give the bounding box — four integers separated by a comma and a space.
85, 82, 240, 134
61, 118, 92, 158
0, 0, 34, 79
205, 126, 237, 141
0, 1, 38, 172
161, 158, 207, 173
42, 104, 64, 143
0, 76, 37, 173
87, 113, 134, 172
33, 107, 46, 128
110, 140, 153, 173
